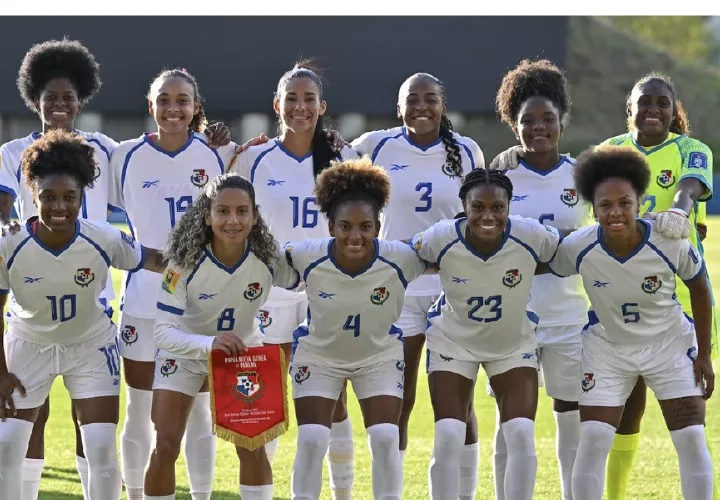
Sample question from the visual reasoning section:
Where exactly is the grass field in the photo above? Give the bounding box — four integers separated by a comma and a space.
34, 220, 720, 499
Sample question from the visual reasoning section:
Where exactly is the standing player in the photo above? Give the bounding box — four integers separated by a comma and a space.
108, 68, 237, 500
0, 129, 166, 499
228, 62, 359, 498
350, 72, 484, 499
144, 173, 296, 500
549, 146, 715, 500
413, 169, 560, 500
280, 157, 426, 500
490, 59, 591, 500
599, 73, 716, 500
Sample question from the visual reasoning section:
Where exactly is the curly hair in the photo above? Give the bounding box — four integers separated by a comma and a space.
495, 58, 571, 130
17, 38, 102, 113
398, 73, 464, 178
573, 146, 651, 203
459, 168, 514, 202
21, 128, 98, 194
275, 60, 340, 178
314, 156, 391, 222
626, 72, 691, 136
147, 68, 208, 133
166, 174, 278, 271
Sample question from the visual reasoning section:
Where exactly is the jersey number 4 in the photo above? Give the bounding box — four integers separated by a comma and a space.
467, 295, 502, 322
343, 314, 360, 337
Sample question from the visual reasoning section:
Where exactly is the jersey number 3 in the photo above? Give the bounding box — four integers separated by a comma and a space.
415, 182, 433, 212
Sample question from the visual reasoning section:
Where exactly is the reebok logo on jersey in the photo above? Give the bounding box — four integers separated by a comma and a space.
512, 195, 528, 202
257, 309, 272, 328
160, 359, 178, 377
120, 325, 138, 345
142, 180, 160, 188
191, 169, 209, 187
452, 276, 469, 284
243, 282, 263, 302
318, 290, 336, 299
266, 179, 286, 186
24, 276, 42, 284
560, 188, 579, 207
502, 269, 522, 288
74, 268, 95, 287
199, 293, 216, 300
162, 269, 180, 294
581, 372, 595, 392
641, 275, 662, 294
370, 286, 390, 305
688, 152, 708, 170
593, 280, 609, 288
656, 169, 675, 189
390, 164, 409, 171
120, 231, 135, 248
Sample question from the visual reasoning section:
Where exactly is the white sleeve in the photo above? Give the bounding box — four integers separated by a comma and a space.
350, 129, 392, 157
339, 144, 362, 160
108, 147, 125, 211
0, 237, 10, 293
383, 241, 426, 285
227, 149, 253, 179
273, 248, 301, 290
106, 224, 145, 272
154, 265, 215, 358
215, 142, 239, 172
548, 238, 579, 277
533, 223, 561, 263
411, 222, 444, 264
460, 137, 485, 171
0, 145, 19, 201
678, 240, 706, 283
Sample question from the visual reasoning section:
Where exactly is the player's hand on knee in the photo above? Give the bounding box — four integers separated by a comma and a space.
0, 221, 21, 236
324, 128, 347, 152
0, 371, 26, 421
488, 145, 524, 171
694, 354, 715, 400
655, 208, 691, 240
212, 333, 248, 356
204, 121, 232, 148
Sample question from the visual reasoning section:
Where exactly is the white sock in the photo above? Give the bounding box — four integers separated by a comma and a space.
670, 424, 714, 500
428, 418, 466, 500
399, 449, 406, 464
459, 442, 479, 500
143, 495, 176, 500
22, 457, 44, 500
264, 438, 279, 464
367, 423, 402, 500
554, 410, 580, 500
76, 455, 90, 499
121, 387, 154, 499
327, 417, 354, 499
80, 422, 121, 500
240, 483, 274, 500
493, 411, 507, 500
571, 420, 616, 500
0, 420, 33, 499
292, 424, 331, 500
184, 392, 216, 500
502, 417, 537, 500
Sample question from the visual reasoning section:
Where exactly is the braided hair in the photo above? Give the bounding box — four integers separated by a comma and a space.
398, 73, 463, 178
147, 68, 208, 133
275, 61, 340, 178
166, 174, 277, 271
626, 72, 691, 136
459, 168, 514, 203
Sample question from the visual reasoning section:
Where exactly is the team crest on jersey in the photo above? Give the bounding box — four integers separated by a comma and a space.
162, 269, 180, 294
370, 287, 390, 305
560, 188, 579, 207
120, 231, 135, 248
74, 268, 95, 287
441, 162, 460, 178
641, 275, 662, 294
581, 372, 595, 392
257, 309, 272, 328
191, 168, 209, 187
160, 359, 178, 377
243, 282, 263, 302
502, 269, 522, 288
121, 325, 138, 345
293, 365, 310, 384
233, 371, 265, 402
656, 169, 675, 189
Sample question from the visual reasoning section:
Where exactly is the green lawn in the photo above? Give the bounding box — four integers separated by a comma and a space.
35, 220, 720, 499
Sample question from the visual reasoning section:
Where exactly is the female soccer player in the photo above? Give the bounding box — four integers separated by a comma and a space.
278, 156, 426, 500
144, 173, 296, 500
599, 73, 716, 500
412, 168, 560, 500
109, 68, 237, 500
228, 62, 359, 497
350, 72, 484, 499
490, 59, 591, 500
549, 146, 715, 500
0, 129, 166, 499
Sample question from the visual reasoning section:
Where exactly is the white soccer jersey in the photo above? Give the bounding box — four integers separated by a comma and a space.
0, 219, 144, 345
229, 139, 360, 305
504, 156, 592, 327
352, 126, 484, 296
154, 245, 299, 360
108, 133, 234, 319
280, 238, 425, 369
549, 219, 706, 344
412, 216, 560, 360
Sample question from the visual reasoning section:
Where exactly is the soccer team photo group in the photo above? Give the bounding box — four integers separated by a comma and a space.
0, 27, 717, 500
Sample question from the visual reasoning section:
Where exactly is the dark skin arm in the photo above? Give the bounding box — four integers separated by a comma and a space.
141, 247, 168, 274
673, 178, 707, 240
0, 193, 14, 225
685, 271, 715, 399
